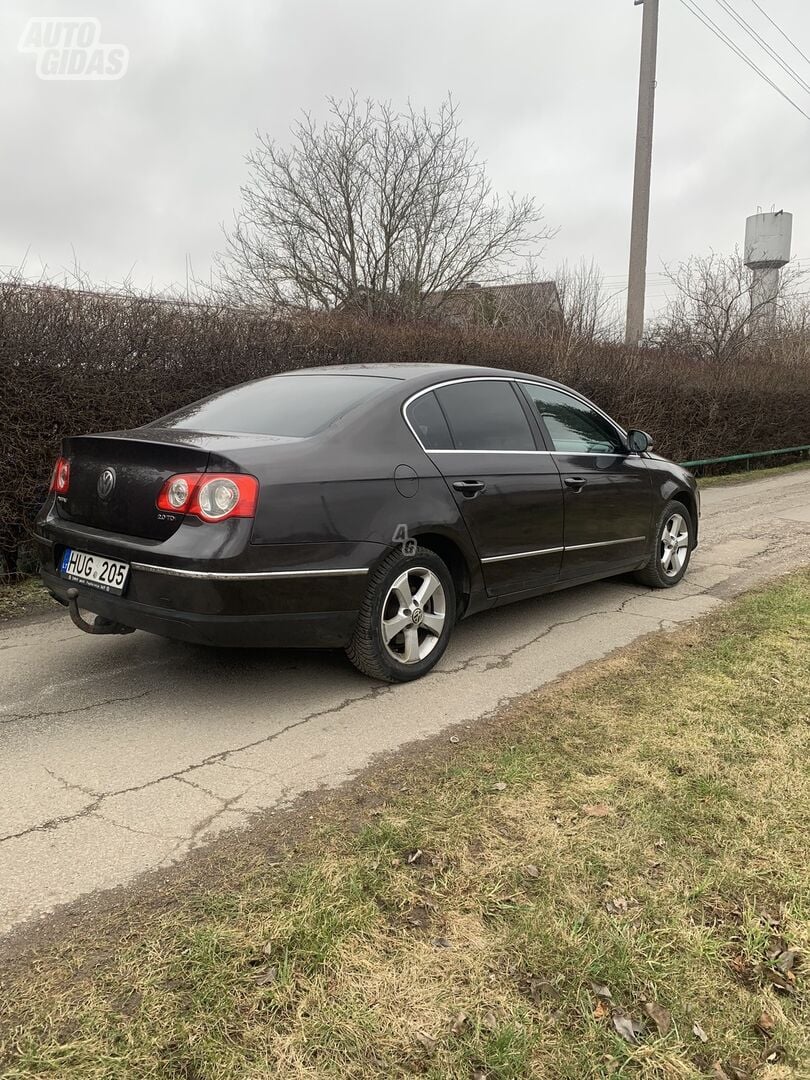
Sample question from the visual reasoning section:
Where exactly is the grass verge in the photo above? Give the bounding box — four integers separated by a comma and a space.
1, 573, 809, 1079
0, 577, 55, 622
696, 459, 810, 488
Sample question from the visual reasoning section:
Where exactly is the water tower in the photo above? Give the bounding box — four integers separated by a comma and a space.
744, 210, 792, 327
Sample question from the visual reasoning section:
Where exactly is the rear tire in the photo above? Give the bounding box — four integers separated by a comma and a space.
634, 500, 694, 588
346, 546, 455, 682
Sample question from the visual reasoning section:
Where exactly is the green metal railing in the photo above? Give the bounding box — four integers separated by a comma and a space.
680, 443, 810, 471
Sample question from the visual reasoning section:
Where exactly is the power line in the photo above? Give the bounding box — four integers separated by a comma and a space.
712, 0, 810, 95
681, 0, 810, 118
748, 0, 810, 70
677, 0, 810, 121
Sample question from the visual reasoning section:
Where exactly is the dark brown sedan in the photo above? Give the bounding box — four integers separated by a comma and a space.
36, 364, 699, 681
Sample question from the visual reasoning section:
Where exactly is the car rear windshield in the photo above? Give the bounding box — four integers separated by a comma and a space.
160, 374, 397, 437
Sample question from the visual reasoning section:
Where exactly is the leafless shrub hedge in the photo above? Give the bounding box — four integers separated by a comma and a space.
1, 280, 809, 576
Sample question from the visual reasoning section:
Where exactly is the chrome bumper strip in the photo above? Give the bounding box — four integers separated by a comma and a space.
129, 562, 369, 581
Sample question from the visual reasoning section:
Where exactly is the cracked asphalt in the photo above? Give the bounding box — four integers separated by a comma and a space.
1, 470, 809, 934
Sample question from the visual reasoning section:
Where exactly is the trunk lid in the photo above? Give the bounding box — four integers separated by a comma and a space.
59, 433, 212, 541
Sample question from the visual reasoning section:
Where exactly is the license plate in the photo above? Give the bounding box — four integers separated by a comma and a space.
60, 548, 130, 595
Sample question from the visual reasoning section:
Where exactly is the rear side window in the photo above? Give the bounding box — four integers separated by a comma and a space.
407, 391, 454, 450
159, 374, 396, 437
434, 380, 535, 451
521, 384, 625, 454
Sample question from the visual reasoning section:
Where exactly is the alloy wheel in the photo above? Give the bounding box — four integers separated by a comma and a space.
660, 512, 689, 577
380, 566, 446, 664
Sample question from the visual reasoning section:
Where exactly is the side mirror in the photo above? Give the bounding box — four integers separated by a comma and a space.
627, 429, 653, 454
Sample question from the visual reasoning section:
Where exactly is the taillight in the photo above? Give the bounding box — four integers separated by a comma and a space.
156, 473, 258, 522
50, 457, 70, 494
194, 476, 251, 521
157, 474, 196, 512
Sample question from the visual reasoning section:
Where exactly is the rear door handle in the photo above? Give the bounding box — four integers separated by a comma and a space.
564, 476, 587, 492
453, 479, 486, 498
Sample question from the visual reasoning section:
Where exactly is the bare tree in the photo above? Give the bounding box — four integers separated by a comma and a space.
218, 95, 550, 316
765, 291, 810, 367
650, 248, 808, 362
552, 259, 621, 351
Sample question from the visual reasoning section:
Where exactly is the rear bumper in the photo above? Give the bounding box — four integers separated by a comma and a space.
41, 569, 358, 647
35, 519, 383, 648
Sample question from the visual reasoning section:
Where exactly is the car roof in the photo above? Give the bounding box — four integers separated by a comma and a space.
281, 362, 571, 392
282, 363, 462, 380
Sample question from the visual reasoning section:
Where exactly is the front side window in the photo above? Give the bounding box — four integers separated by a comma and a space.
433, 380, 535, 451
522, 384, 625, 454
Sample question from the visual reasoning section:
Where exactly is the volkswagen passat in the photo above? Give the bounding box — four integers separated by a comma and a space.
36, 364, 699, 681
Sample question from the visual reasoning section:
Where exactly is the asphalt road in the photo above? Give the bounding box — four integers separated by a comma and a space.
2, 471, 809, 935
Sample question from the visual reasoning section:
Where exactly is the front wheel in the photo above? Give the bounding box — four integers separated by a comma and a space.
634, 500, 694, 588
346, 546, 455, 682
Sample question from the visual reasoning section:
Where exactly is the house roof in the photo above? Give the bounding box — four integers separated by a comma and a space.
428, 280, 558, 300
425, 280, 561, 321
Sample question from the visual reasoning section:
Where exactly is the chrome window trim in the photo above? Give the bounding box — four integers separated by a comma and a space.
427, 449, 627, 458
130, 563, 369, 580
402, 375, 628, 454
428, 448, 552, 456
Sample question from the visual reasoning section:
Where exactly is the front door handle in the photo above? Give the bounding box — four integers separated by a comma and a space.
564, 476, 587, 492
453, 479, 486, 498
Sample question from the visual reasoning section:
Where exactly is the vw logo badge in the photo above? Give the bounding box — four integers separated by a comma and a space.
97, 468, 117, 499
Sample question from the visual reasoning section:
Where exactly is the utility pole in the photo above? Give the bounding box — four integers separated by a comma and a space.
625, 0, 660, 346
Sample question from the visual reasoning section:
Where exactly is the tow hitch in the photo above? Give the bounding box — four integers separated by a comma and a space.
66, 588, 136, 636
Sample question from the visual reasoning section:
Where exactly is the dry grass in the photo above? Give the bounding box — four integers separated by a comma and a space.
1, 574, 808, 1079
0, 576, 55, 621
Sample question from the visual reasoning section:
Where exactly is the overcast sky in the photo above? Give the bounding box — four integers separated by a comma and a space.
2, 0, 809, 314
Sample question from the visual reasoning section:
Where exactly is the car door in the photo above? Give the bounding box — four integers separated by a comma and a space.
406, 379, 564, 596
518, 382, 654, 580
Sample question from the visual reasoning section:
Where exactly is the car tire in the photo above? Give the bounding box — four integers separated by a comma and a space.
634, 499, 695, 588
346, 545, 456, 682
